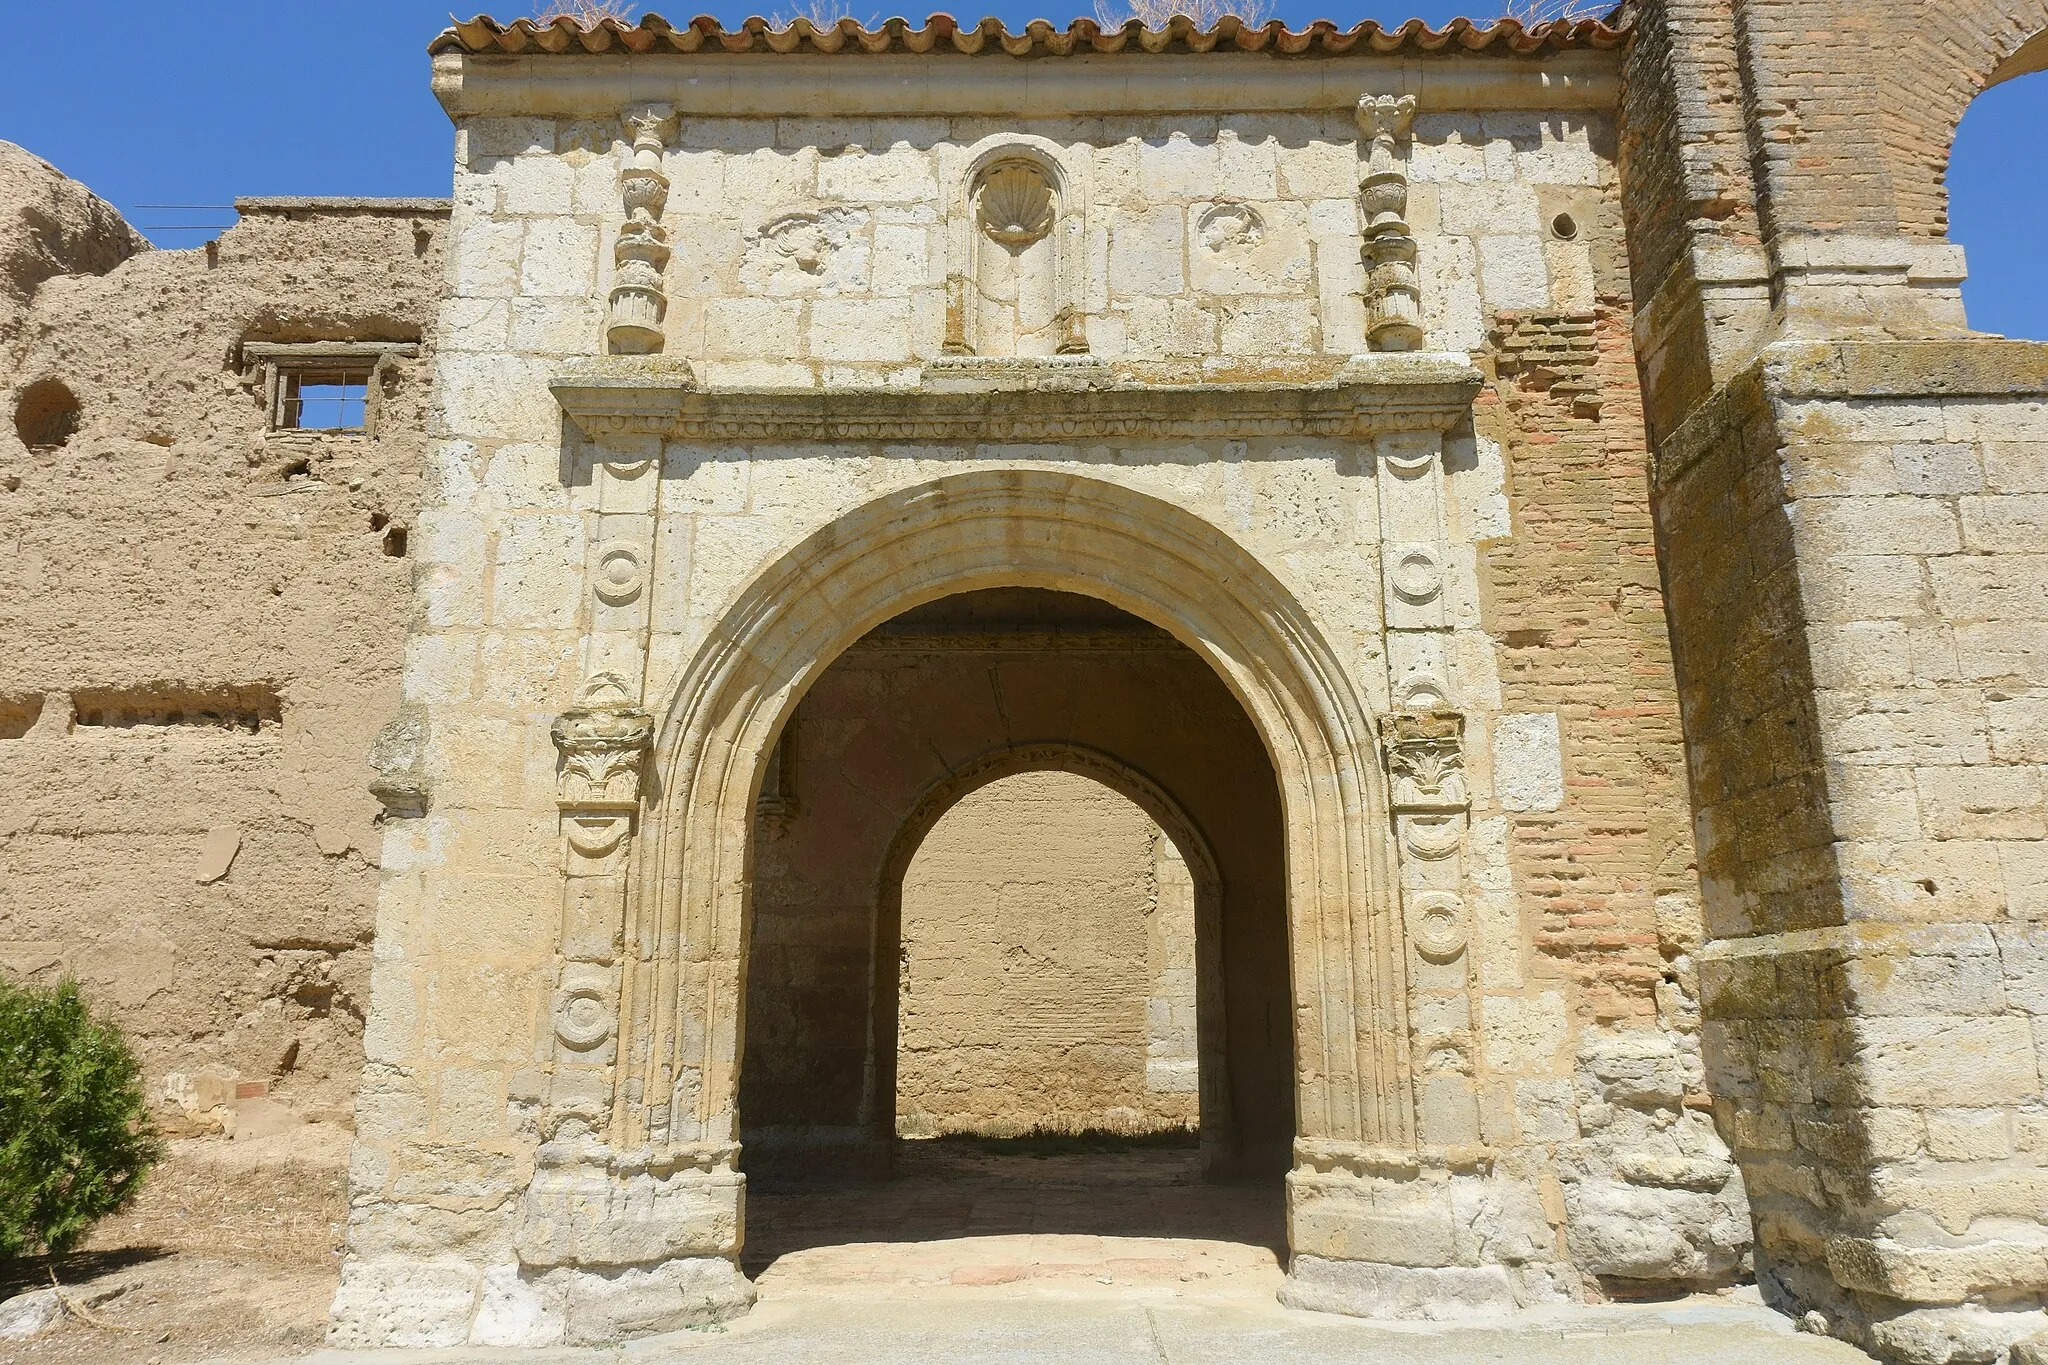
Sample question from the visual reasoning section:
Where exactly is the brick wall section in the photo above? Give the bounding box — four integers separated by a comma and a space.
1617, 0, 1764, 441
1881, 0, 2048, 238
1618, 0, 1759, 298
1480, 301, 1700, 1033
1728, 0, 1902, 241
1625, 0, 2048, 251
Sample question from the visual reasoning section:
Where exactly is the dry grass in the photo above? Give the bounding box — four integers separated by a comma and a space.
1498, 0, 1617, 23
529, 0, 639, 23
80, 1155, 347, 1270
0, 1135, 348, 1364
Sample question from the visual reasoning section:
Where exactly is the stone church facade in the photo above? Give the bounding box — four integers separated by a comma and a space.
3, 5, 2046, 1363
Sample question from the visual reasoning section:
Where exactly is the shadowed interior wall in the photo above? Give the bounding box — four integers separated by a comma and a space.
896, 770, 1199, 1138
738, 588, 1293, 1168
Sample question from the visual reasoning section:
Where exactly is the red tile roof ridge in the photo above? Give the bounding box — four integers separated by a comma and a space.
432, 11, 1628, 58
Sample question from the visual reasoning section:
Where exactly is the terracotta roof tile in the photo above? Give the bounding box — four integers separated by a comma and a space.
432, 12, 1627, 59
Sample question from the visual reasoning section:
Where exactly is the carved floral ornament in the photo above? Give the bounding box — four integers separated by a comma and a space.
1381, 710, 1469, 813
552, 703, 655, 810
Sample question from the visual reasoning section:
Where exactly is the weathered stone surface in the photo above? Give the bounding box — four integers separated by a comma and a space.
324, 1255, 480, 1349
544, 1258, 755, 1345
1280, 1255, 1520, 1320
0, 1289, 62, 1342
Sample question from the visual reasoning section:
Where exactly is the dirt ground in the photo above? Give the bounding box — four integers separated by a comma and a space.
0, 1127, 350, 1365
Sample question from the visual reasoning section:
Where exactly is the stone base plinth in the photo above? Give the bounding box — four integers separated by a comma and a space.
1281, 1149, 1578, 1320
328, 1253, 755, 1349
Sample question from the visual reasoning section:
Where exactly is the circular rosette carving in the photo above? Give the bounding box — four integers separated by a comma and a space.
977, 161, 1056, 246
592, 539, 646, 605
1390, 546, 1444, 604
553, 984, 616, 1052
1197, 203, 1264, 253
1407, 891, 1469, 963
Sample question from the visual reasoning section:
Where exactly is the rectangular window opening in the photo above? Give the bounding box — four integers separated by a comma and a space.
281, 368, 372, 432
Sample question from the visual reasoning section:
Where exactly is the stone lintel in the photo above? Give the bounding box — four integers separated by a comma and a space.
551, 354, 1485, 444
434, 50, 1620, 121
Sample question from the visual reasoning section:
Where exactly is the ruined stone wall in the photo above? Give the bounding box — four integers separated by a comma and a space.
896, 770, 1200, 1138
0, 155, 448, 1131
1475, 299, 1744, 1290
1616, 4, 2048, 1357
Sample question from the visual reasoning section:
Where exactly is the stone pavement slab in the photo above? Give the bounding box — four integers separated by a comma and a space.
246, 1294, 1876, 1365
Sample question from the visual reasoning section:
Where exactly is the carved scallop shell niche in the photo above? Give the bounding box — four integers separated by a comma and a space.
967, 159, 1067, 356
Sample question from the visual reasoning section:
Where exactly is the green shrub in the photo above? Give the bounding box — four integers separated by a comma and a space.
0, 976, 163, 1256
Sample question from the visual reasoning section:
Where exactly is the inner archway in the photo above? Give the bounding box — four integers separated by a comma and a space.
734, 587, 1292, 1290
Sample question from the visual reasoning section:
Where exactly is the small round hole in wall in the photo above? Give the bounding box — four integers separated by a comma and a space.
1550, 213, 1580, 242
14, 380, 81, 450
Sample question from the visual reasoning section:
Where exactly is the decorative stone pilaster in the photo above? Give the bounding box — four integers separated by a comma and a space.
543, 689, 654, 1139
510, 682, 755, 1343
1357, 94, 1424, 353
605, 107, 674, 355
1382, 710, 1478, 1140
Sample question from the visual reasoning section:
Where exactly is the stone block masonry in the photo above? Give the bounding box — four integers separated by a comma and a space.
1653, 339, 2048, 1362
331, 22, 1745, 1348
8, 4, 2048, 1363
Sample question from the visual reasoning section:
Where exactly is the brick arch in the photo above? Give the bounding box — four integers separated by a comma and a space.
1882, 0, 2048, 237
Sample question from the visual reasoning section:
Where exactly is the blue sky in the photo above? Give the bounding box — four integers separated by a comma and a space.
1, 1, 2040, 339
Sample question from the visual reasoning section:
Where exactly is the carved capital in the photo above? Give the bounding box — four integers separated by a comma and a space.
622, 104, 676, 160
553, 705, 655, 811
1381, 710, 1469, 813
1355, 93, 1417, 144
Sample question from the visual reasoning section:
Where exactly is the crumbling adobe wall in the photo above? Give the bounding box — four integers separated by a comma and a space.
0, 142, 148, 340
0, 159, 448, 1131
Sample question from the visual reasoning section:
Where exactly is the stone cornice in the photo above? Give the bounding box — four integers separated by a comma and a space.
551, 354, 1483, 444
434, 50, 1619, 121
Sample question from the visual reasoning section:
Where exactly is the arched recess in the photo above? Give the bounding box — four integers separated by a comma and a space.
868, 741, 1236, 1174
1883, 3, 2048, 238
1947, 25, 2048, 339
629, 469, 1409, 1171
